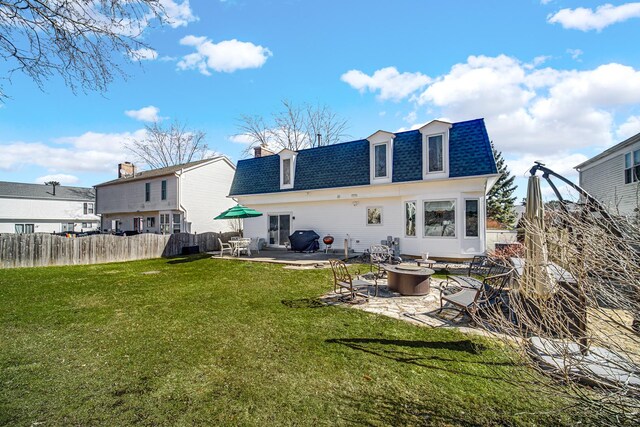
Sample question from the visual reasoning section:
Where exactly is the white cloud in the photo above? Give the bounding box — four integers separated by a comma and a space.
616, 115, 640, 140
547, 2, 640, 31
567, 48, 583, 60
125, 105, 163, 122
229, 134, 254, 145
35, 174, 80, 185
541, 0, 553, 5
160, 0, 198, 28
177, 36, 272, 74
1, 130, 147, 174
340, 67, 431, 101
408, 55, 640, 156
130, 48, 158, 61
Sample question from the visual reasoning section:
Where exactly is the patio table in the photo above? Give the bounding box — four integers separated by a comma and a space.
229, 238, 251, 256
383, 264, 435, 296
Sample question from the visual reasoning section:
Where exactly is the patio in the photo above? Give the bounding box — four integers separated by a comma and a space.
210, 247, 364, 266
320, 275, 489, 337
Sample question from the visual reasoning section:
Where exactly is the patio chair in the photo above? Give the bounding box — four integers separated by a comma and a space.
439, 262, 513, 319
368, 244, 392, 280
218, 238, 233, 257
329, 259, 376, 301
235, 238, 251, 257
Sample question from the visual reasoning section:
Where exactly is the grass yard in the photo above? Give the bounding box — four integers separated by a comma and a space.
0, 255, 587, 426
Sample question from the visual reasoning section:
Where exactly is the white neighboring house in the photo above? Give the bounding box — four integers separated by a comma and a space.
575, 131, 640, 217
0, 181, 99, 233
95, 158, 236, 234
229, 118, 500, 259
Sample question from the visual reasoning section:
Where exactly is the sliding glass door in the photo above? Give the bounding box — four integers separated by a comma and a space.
268, 214, 291, 246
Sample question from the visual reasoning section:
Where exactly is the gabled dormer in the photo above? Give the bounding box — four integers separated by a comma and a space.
420, 120, 452, 180
278, 149, 297, 189
367, 130, 395, 184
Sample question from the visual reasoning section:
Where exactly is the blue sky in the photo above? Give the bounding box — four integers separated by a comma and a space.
2, 0, 640, 201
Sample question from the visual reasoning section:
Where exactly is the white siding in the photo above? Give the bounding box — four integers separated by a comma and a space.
180, 159, 236, 233
0, 197, 99, 233
96, 175, 178, 215
579, 139, 640, 216
239, 177, 490, 259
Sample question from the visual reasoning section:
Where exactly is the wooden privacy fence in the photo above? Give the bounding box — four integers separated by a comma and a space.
0, 232, 238, 269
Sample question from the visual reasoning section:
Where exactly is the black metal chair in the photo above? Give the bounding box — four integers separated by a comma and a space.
440, 261, 513, 319
329, 259, 376, 300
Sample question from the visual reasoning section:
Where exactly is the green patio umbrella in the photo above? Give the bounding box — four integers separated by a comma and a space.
214, 204, 263, 220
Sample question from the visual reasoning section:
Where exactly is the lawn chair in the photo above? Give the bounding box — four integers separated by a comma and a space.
218, 238, 233, 257
235, 238, 251, 257
368, 244, 392, 280
329, 259, 375, 301
439, 262, 513, 319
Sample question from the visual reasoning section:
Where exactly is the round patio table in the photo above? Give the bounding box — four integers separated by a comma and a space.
383, 264, 435, 296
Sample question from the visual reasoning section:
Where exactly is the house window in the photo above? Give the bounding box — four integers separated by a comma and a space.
161, 180, 167, 200
14, 224, 33, 233
145, 183, 151, 202
282, 158, 291, 185
427, 135, 444, 173
367, 207, 383, 226
405, 201, 416, 237
465, 199, 479, 238
172, 214, 181, 234
374, 143, 388, 178
625, 150, 640, 184
160, 214, 170, 234
424, 200, 456, 237
83, 202, 94, 214
82, 222, 89, 228
147, 217, 156, 228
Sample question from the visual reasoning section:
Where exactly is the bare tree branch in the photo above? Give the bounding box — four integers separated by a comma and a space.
0, 0, 168, 100
126, 121, 210, 169
235, 99, 350, 156
478, 205, 640, 424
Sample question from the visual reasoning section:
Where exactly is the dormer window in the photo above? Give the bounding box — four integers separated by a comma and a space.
282, 158, 292, 185
367, 130, 395, 184
374, 143, 388, 178
278, 149, 297, 189
427, 134, 444, 173
420, 120, 451, 179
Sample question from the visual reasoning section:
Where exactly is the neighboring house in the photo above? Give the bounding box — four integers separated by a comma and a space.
95, 158, 236, 234
0, 181, 99, 233
229, 119, 500, 259
575, 131, 640, 217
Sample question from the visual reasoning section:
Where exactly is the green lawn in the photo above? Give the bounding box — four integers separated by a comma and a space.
0, 256, 584, 426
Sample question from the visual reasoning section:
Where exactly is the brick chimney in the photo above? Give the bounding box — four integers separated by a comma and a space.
118, 162, 136, 178
254, 145, 275, 158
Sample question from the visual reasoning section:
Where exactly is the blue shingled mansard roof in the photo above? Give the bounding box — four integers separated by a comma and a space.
229, 118, 498, 196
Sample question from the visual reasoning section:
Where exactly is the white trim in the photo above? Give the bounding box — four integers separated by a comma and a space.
422, 199, 457, 239
420, 120, 451, 180
463, 198, 480, 239
366, 206, 383, 226
368, 130, 395, 185
404, 200, 417, 238
279, 151, 297, 190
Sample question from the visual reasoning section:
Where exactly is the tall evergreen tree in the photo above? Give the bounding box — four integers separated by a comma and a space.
487, 142, 518, 227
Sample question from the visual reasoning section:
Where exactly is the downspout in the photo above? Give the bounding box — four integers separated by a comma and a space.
176, 170, 188, 233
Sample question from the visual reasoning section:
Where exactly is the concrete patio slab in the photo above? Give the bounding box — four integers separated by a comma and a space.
208, 248, 362, 266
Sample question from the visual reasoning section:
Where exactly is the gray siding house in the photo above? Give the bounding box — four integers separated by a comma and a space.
575, 132, 640, 217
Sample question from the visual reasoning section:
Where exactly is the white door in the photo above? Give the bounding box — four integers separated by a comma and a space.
268, 214, 291, 246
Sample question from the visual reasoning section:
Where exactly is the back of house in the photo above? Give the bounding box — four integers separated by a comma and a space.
95, 157, 236, 234
0, 181, 99, 234
576, 131, 640, 217
229, 118, 499, 259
